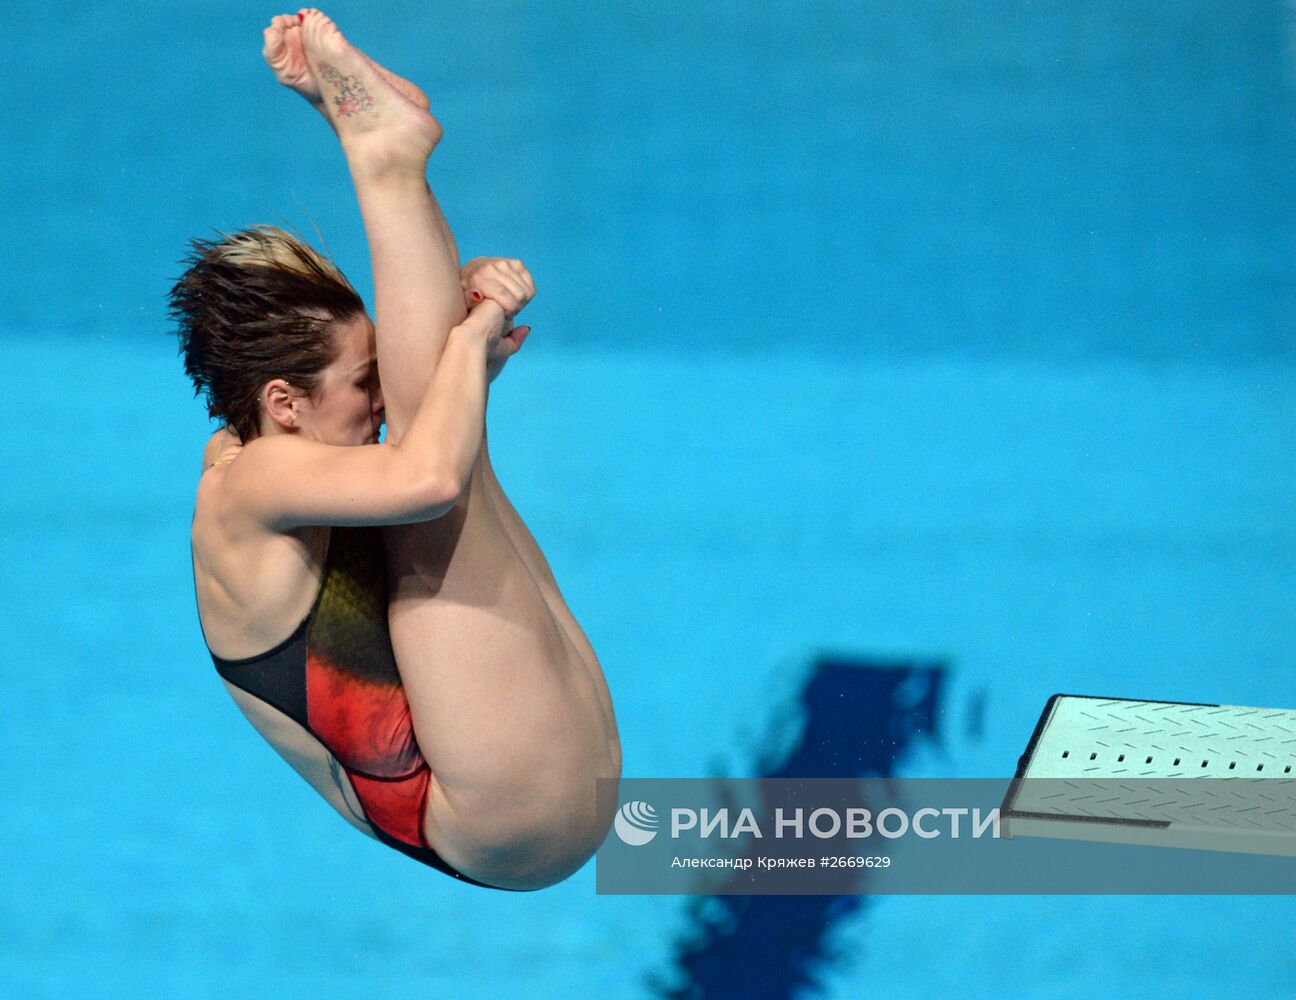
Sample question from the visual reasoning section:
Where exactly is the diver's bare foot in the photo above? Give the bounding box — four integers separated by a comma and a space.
298, 8, 442, 169
263, 13, 431, 113
263, 14, 320, 107
370, 60, 432, 113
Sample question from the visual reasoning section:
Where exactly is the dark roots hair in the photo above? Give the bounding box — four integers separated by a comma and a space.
168, 226, 366, 441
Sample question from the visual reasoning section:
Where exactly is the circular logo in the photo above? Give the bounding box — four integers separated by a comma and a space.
614, 800, 659, 846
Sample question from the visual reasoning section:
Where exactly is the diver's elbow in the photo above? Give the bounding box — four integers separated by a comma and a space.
412, 470, 463, 521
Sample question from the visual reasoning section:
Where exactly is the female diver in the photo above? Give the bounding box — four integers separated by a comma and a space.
174, 10, 620, 891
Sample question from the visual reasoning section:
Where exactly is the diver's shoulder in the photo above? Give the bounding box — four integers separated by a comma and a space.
201, 426, 242, 471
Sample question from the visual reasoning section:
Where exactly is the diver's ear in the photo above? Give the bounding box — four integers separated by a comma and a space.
262, 379, 300, 432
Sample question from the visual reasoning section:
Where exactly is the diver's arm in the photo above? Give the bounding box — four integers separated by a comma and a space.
225, 301, 505, 529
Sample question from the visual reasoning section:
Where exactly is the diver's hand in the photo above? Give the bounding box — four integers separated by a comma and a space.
455, 298, 509, 356
485, 320, 531, 384
461, 257, 535, 317
461, 257, 535, 381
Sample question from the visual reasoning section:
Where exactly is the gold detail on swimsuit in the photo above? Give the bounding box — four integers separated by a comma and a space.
208, 457, 236, 469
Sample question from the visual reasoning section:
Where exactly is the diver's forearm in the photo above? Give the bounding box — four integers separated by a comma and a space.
395, 322, 489, 498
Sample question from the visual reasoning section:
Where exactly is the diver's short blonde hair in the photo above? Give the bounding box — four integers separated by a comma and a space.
168, 226, 366, 440
213, 225, 353, 284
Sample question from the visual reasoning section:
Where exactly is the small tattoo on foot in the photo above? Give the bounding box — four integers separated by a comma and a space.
319, 61, 374, 116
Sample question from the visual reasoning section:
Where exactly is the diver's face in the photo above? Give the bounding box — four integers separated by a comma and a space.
297, 312, 383, 446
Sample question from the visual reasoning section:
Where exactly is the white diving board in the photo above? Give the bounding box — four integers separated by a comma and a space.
1001, 695, 1296, 857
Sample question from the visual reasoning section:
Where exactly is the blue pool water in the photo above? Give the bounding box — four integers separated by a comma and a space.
4, 2, 1295, 997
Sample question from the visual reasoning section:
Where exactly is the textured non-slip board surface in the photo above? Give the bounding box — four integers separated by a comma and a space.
1004, 695, 1296, 855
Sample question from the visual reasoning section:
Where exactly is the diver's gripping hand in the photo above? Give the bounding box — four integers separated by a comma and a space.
456, 298, 508, 356
460, 257, 536, 318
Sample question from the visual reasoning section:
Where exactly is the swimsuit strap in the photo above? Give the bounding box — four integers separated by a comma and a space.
208, 457, 236, 469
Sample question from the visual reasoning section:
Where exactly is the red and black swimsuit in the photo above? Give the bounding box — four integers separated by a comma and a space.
209, 526, 504, 889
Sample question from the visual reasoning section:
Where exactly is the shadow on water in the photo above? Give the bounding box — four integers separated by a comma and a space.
649, 656, 948, 1000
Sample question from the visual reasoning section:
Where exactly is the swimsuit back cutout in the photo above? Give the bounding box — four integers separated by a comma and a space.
209, 526, 506, 889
